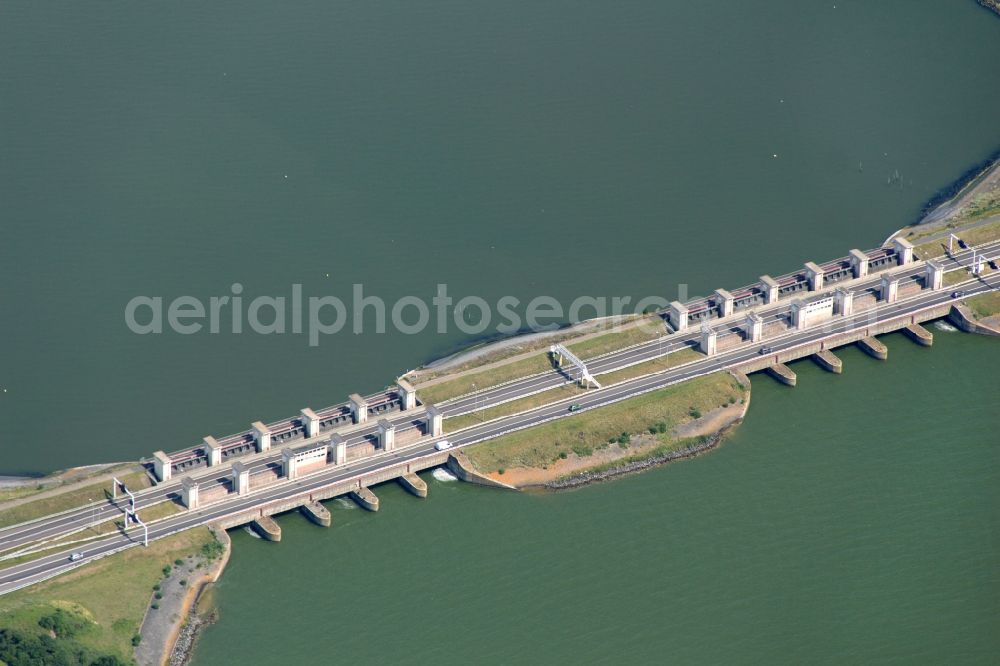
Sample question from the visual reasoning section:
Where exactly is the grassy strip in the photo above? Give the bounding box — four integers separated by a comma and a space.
416, 354, 553, 405
0, 471, 151, 529
444, 347, 703, 432
596, 347, 702, 386
411, 316, 646, 385
0, 527, 221, 664
944, 270, 972, 286
446, 385, 585, 432
0, 485, 47, 503
464, 371, 743, 473
914, 219, 1000, 259
565, 319, 664, 360
0, 501, 185, 569
965, 292, 1000, 320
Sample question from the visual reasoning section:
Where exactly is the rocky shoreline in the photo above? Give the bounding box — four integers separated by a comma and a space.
132, 527, 231, 666
165, 527, 231, 666
169, 604, 219, 666
543, 422, 740, 491
978, 0, 1000, 18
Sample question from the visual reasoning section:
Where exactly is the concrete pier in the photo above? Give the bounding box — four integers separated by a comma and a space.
813, 350, 843, 374
849, 249, 869, 278
766, 363, 797, 386
350, 487, 380, 511
282, 448, 298, 480
745, 312, 763, 342
893, 237, 914, 265
858, 336, 888, 360
181, 477, 199, 509
231, 461, 250, 496
425, 405, 443, 437
760, 275, 780, 304
880, 274, 899, 304
330, 434, 347, 465
203, 436, 222, 466
152, 451, 172, 483
349, 393, 368, 424
300, 501, 331, 527
699, 323, 717, 356
804, 261, 825, 291
398, 473, 428, 498
300, 408, 320, 438
377, 418, 396, 451
925, 260, 944, 291
252, 421, 272, 453
251, 516, 282, 541
903, 323, 933, 346
396, 378, 417, 410
668, 301, 689, 331
715, 288, 734, 318
789, 299, 807, 330
834, 288, 854, 316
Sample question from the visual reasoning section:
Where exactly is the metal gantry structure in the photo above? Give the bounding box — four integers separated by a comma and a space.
112, 476, 136, 512
949, 233, 962, 254
970, 249, 988, 275
125, 509, 148, 547
549, 344, 601, 389
114, 477, 146, 546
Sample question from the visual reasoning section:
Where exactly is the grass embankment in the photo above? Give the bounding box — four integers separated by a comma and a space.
914, 218, 1000, 259
0, 527, 223, 666
416, 354, 553, 405
0, 472, 151, 530
0, 464, 145, 505
1, 501, 184, 569
564, 322, 664, 360
0, 485, 47, 504
965, 292, 1000, 320
444, 347, 703, 432
410, 315, 655, 386
596, 347, 702, 385
446, 385, 585, 431
944, 270, 973, 287
465, 371, 743, 474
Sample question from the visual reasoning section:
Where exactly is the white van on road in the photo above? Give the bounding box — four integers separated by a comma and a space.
434, 440, 452, 451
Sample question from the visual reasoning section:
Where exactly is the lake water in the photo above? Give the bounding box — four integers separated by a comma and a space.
0, 2, 998, 662
1, 1, 998, 474
192, 329, 999, 665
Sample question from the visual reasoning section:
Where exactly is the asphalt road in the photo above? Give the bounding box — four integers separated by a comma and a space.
2, 268, 997, 595
1, 241, 996, 556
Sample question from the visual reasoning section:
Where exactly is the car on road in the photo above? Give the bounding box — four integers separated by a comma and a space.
952, 290, 965, 298
434, 440, 452, 451
568, 404, 581, 412
69, 552, 83, 562
758, 346, 773, 355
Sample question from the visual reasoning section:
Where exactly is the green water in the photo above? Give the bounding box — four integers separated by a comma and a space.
1, 2, 998, 662
193, 329, 999, 664
1, 1, 999, 474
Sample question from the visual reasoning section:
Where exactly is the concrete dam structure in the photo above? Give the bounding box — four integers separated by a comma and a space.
0, 233, 997, 594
